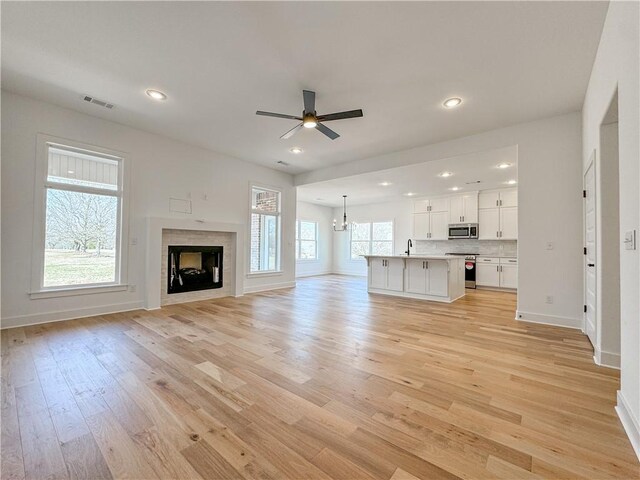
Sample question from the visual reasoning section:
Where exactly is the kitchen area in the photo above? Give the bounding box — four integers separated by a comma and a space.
363, 185, 518, 302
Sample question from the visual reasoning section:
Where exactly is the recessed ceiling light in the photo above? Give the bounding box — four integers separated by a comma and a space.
405, 192, 416, 196
289, 147, 303, 154
497, 162, 512, 169
450, 186, 461, 191
379, 182, 392, 186
439, 171, 453, 178
506, 179, 517, 185
146, 89, 167, 101
443, 97, 462, 108
67, 170, 75, 174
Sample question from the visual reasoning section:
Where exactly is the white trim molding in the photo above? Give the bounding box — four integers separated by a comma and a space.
243, 281, 296, 294
593, 347, 621, 369
616, 391, 640, 461
515, 310, 582, 330
1, 301, 144, 330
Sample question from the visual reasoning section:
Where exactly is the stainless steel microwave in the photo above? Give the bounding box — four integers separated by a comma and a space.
448, 223, 479, 239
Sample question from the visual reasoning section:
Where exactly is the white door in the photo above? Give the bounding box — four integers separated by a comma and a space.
479, 191, 500, 209
426, 260, 449, 296
430, 211, 449, 240
462, 194, 478, 223
405, 259, 427, 294
478, 208, 500, 239
500, 264, 518, 289
584, 161, 597, 346
500, 188, 518, 207
430, 197, 449, 213
412, 213, 429, 239
477, 263, 500, 287
500, 207, 518, 239
386, 259, 405, 292
369, 258, 387, 290
449, 195, 464, 224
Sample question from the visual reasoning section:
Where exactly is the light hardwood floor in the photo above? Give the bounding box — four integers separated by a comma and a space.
2, 275, 638, 479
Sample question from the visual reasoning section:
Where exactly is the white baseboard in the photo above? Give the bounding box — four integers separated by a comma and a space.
331, 270, 367, 277
1, 300, 145, 330
616, 390, 640, 461
515, 310, 582, 330
593, 347, 621, 369
295, 271, 333, 278
243, 281, 296, 294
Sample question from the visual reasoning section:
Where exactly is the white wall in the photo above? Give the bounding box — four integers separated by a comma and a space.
295, 201, 333, 277
332, 199, 413, 276
1, 91, 296, 327
298, 112, 584, 329
582, 1, 640, 458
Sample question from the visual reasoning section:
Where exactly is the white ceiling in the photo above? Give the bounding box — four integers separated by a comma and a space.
297, 146, 518, 207
1, 2, 608, 174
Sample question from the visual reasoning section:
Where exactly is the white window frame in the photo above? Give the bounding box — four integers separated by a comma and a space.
349, 220, 394, 261
248, 182, 282, 276
295, 220, 318, 261
30, 134, 130, 298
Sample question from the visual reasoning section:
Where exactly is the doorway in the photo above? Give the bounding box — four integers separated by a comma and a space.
584, 156, 597, 346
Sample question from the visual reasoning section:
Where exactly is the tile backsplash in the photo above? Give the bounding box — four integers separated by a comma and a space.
414, 240, 517, 257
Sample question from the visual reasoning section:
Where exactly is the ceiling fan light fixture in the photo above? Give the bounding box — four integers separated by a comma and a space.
303, 115, 317, 129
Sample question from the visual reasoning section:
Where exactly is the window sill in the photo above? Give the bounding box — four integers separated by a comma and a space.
246, 271, 283, 279
296, 259, 319, 263
30, 284, 129, 299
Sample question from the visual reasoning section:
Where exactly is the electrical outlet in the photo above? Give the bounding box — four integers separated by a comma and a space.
624, 230, 636, 250
129, 284, 136, 293
546, 295, 554, 304
130, 237, 138, 246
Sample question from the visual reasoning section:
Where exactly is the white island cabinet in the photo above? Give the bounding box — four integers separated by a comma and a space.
364, 255, 466, 303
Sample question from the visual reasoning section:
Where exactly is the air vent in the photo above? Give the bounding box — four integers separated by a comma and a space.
276, 160, 290, 166
83, 95, 114, 109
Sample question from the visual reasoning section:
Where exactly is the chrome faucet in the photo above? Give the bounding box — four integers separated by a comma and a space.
405, 239, 413, 256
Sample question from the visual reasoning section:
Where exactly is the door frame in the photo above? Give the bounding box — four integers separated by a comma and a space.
583, 150, 597, 343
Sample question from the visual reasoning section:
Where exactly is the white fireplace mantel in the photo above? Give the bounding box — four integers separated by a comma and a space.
145, 217, 245, 310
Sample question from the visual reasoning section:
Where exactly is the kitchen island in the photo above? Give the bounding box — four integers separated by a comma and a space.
363, 255, 465, 303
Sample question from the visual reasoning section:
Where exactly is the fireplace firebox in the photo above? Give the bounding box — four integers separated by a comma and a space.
167, 245, 223, 294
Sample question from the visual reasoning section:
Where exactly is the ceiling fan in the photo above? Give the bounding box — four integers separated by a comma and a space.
256, 90, 363, 140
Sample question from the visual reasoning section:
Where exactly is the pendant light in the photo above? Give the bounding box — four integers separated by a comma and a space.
333, 195, 349, 231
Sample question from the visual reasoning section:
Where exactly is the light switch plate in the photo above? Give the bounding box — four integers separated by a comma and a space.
624, 230, 637, 250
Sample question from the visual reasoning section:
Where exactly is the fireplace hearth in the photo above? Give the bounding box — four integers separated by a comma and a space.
167, 245, 223, 294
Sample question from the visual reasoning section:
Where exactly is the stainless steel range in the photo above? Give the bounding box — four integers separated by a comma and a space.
445, 253, 477, 289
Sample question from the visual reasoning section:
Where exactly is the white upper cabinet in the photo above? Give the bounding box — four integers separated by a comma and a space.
449, 193, 478, 224
412, 196, 450, 240
478, 188, 518, 240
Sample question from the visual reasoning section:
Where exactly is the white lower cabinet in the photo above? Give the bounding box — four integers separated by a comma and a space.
476, 257, 517, 289
369, 257, 404, 292
405, 258, 448, 297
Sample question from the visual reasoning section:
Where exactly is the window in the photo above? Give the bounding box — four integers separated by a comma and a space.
350, 221, 393, 259
250, 186, 281, 273
33, 138, 127, 292
295, 220, 318, 260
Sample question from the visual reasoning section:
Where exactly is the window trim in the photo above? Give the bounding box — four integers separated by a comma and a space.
30, 134, 130, 298
349, 220, 395, 261
247, 182, 283, 276
295, 219, 319, 262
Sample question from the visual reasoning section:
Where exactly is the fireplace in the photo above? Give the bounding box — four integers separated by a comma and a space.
167, 245, 223, 294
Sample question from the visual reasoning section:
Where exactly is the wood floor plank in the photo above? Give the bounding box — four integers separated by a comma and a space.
1, 275, 638, 479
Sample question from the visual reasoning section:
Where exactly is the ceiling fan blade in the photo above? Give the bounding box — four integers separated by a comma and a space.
256, 111, 302, 121
303, 90, 316, 114
317, 109, 364, 122
316, 123, 340, 140
280, 123, 304, 139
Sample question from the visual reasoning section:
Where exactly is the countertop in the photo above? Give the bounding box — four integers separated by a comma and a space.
362, 255, 462, 260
